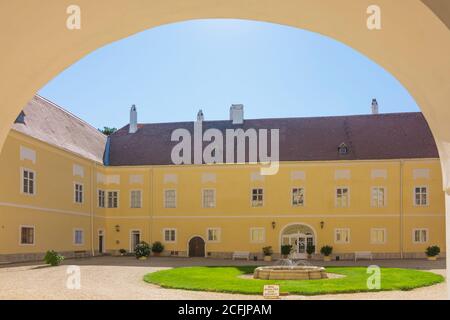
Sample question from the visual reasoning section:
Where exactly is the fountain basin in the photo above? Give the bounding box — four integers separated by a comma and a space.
253, 266, 327, 280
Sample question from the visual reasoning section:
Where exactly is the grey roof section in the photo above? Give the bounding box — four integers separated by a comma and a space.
12, 95, 107, 163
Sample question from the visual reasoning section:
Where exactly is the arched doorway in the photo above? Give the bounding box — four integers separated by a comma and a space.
281, 224, 316, 259
188, 236, 205, 257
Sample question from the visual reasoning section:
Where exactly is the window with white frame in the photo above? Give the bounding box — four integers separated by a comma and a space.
370, 228, 387, 244
207, 228, 220, 242
335, 187, 349, 208
164, 189, 176, 208
334, 228, 350, 243
292, 187, 305, 207
413, 228, 428, 243
250, 228, 265, 243
98, 190, 105, 208
371, 187, 386, 207
414, 186, 428, 206
130, 190, 142, 208
20, 226, 35, 245
74, 183, 83, 204
22, 168, 35, 195
74, 229, 84, 245
164, 229, 176, 242
202, 189, 216, 208
107, 191, 119, 208
251, 188, 264, 207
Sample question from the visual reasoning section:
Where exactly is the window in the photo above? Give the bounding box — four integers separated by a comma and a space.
371, 187, 386, 207
74, 229, 84, 245
414, 186, 428, 206
371, 228, 387, 244
338, 143, 349, 155
292, 188, 305, 207
207, 228, 221, 242
334, 228, 350, 244
335, 187, 349, 208
164, 189, 176, 208
250, 228, 265, 243
98, 190, 105, 208
202, 189, 216, 208
130, 190, 142, 208
21, 168, 35, 195
107, 191, 119, 208
20, 226, 35, 245
163, 228, 176, 242
251, 188, 264, 207
74, 183, 83, 204
413, 228, 428, 243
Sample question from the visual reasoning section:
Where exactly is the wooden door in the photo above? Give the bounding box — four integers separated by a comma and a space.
189, 236, 205, 257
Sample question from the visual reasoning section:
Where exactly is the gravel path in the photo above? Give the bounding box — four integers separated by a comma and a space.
0, 256, 446, 300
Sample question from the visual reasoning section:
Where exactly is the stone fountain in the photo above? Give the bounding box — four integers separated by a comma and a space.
253, 259, 327, 280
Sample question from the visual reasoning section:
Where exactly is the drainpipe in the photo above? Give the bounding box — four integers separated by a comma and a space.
399, 160, 404, 259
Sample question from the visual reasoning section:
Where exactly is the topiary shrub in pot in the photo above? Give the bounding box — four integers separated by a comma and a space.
280, 244, 293, 258
426, 245, 440, 261
44, 250, 65, 266
151, 241, 165, 257
262, 246, 273, 262
119, 248, 127, 256
306, 245, 316, 259
135, 241, 151, 260
320, 245, 333, 262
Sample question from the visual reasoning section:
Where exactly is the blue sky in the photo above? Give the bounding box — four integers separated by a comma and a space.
39, 19, 419, 130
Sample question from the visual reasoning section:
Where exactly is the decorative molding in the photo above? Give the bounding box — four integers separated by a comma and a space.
202, 173, 216, 183
73, 164, 84, 177
334, 169, 351, 180
129, 174, 144, 184
413, 168, 430, 180
164, 174, 178, 184
20, 146, 36, 164
290, 171, 305, 181
250, 172, 265, 182
371, 169, 387, 179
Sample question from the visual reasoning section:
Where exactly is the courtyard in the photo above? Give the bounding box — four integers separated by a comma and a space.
0, 256, 446, 300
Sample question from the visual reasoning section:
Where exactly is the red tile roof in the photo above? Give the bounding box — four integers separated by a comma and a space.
108, 112, 438, 166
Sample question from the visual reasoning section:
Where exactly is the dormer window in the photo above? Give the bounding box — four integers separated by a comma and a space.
338, 143, 349, 155
15, 111, 26, 124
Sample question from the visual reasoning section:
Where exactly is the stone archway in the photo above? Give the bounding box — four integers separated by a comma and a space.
281, 223, 316, 259
188, 236, 206, 257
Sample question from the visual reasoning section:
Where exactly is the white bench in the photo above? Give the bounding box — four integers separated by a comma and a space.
232, 251, 250, 260
354, 251, 373, 261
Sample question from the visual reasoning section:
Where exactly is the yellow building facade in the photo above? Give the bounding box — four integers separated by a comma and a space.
0, 96, 446, 263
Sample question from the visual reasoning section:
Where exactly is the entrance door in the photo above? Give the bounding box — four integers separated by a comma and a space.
188, 236, 205, 257
130, 230, 140, 252
98, 230, 104, 254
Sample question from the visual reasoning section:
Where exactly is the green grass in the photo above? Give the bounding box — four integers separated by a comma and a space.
144, 266, 444, 295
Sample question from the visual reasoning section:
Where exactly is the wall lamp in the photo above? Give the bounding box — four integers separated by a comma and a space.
320, 221, 325, 229
115, 225, 120, 232
271, 221, 276, 230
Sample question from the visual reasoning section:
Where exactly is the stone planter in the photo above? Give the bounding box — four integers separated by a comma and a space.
153, 252, 161, 257
323, 256, 332, 262
263, 255, 272, 262
427, 256, 437, 261
138, 256, 148, 260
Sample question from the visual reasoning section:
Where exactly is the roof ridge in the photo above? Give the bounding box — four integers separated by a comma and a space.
34, 94, 106, 137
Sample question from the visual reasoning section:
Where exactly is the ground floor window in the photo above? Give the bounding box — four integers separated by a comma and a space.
20, 226, 35, 245
74, 183, 83, 204
334, 228, 350, 244
250, 227, 265, 243
207, 228, 220, 242
164, 228, 176, 242
74, 229, 84, 245
413, 228, 428, 243
370, 228, 386, 244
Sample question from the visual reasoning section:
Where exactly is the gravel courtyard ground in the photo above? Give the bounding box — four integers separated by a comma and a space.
0, 256, 446, 300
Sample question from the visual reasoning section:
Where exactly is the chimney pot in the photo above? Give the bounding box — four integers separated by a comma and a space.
197, 109, 204, 122
129, 104, 138, 133
371, 99, 379, 115
230, 104, 244, 124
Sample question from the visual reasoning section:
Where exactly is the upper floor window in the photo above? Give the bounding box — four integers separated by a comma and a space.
292, 187, 305, 207
334, 228, 350, 244
413, 228, 428, 243
130, 190, 142, 208
207, 228, 221, 242
335, 187, 349, 208
371, 187, 386, 207
107, 191, 119, 208
164, 189, 177, 208
251, 188, 264, 207
74, 183, 83, 204
202, 189, 216, 208
74, 229, 84, 245
98, 190, 105, 208
414, 186, 428, 206
164, 228, 176, 242
20, 225, 35, 245
21, 168, 35, 195
370, 228, 387, 244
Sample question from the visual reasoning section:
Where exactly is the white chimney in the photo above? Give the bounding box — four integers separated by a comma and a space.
197, 109, 204, 122
371, 99, 379, 115
230, 104, 244, 124
129, 104, 138, 133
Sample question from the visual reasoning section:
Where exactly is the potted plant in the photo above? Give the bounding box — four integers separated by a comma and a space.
262, 246, 273, 262
426, 245, 440, 261
44, 250, 65, 266
306, 245, 315, 259
119, 248, 127, 256
135, 241, 151, 260
320, 245, 333, 262
281, 244, 293, 258
151, 241, 164, 257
